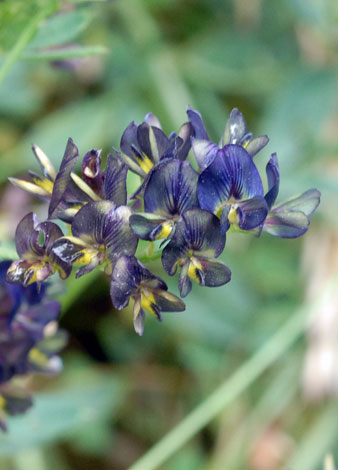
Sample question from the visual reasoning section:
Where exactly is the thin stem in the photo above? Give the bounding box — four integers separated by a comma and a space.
12, 448, 46, 470
129, 278, 337, 470
138, 250, 162, 263
0, 6, 53, 87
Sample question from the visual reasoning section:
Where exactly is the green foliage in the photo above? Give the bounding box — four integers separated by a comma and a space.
0, 0, 336, 469
0, 0, 107, 89
0, 0, 58, 53
27, 10, 92, 50
0, 371, 124, 455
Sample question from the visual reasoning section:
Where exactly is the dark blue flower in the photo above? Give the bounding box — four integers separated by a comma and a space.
81, 149, 104, 195
6, 213, 71, 288
9, 138, 129, 224
0, 299, 64, 384
220, 108, 269, 155
198, 145, 268, 233
110, 255, 185, 335
48, 140, 128, 222
119, 113, 192, 178
261, 154, 321, 238
48, 138, 82, 219
9, 139, 97, 223
52, 201, 138, 278
162, 209, 231, 297
130, 159, 199, 241
187, 106, 269, 170
0, 261, 45, 322
76, 149, 128, 207
0, 269, 66, 430
0, 297, 65, 430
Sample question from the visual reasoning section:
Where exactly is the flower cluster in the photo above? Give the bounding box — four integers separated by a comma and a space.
6, 107, 320, 337
0, 261, 66, 430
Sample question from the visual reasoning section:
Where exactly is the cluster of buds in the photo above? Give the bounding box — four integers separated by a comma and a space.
0, 261, 66, 430
6, 107, 320, 338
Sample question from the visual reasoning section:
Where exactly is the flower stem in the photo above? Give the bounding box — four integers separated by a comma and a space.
129, 278, 337, 470
138, 250, 162, 263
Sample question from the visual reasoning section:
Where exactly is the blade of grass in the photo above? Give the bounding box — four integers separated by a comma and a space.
149, 51, 194, 127
113, 0, 161, 48
210, 355, 300, 469
286, 402, 338, 470
12, 448, 46, 470
115, 0, 193, 127
129, 276, 338, 470
0, 5, 54, 87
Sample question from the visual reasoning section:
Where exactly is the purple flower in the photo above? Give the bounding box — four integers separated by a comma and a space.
0, 300, 64, 384
6, 213, 71, 288
262, 154, 321, 238
9, 139, 128, 224
0, 261, 45, 321
119, 113, 193, 178
110, 255, 185, 336
0, 266, 66, 431
187, 106, 269, 171
130, 159, 199, 241
162, 209, 231, 297
198, 145, 268, 233
48, 143, 128, 222
52, 201, 138, 278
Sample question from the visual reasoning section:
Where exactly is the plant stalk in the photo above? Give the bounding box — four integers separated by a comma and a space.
129, 278, 336, 470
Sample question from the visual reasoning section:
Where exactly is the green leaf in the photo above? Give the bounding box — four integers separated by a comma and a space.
0, 374, 124, 456
23, 45, 108, 61
0, 0, 59, 53
262, 68, 338, 175
0, 62, 44, 117
27, 10, 92, 50
0, 5, 56, 87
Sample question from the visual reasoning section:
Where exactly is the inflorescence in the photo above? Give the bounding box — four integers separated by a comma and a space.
1, 107, 320, 428
0, 261, 66, 430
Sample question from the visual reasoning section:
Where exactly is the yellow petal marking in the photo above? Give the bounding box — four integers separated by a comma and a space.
61, 205, 84, 220
24, 261, 54, 285
33, 177, 54, 194
0, 395, 6, 410
74, 248, 98, 265
187, 257, 203, 284
29, 348, 47, 366
141, 289, 157, 316
149, 126, 159, 161
135, 153, 154, 174
8, 178, 50, 197
228, 206, 239, 225
154, 221, 174, 240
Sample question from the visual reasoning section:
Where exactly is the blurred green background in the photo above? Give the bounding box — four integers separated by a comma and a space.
0, 0, 338, 469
